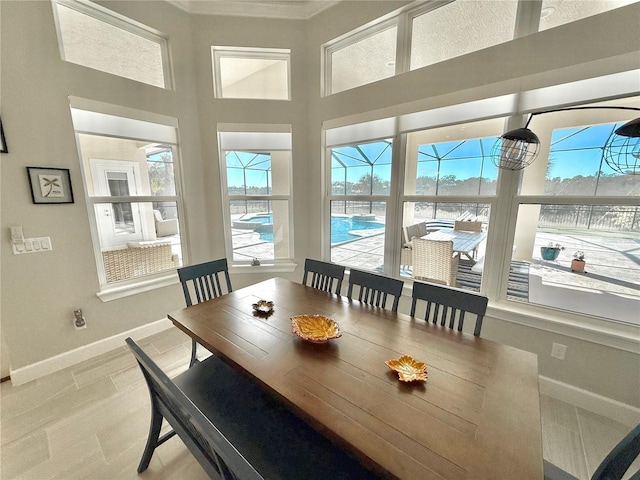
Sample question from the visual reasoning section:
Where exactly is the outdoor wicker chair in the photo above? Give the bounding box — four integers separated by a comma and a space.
411, 238, 458, 287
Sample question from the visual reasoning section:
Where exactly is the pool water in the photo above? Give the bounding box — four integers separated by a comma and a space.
242, 214, 384, 244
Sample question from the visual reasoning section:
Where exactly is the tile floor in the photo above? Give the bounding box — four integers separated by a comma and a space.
1, 327, 637, 480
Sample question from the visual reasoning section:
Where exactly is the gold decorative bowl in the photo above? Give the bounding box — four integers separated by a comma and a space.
252, 300, 274, 314
385, 355, 428, 382
291, 315, 341, 343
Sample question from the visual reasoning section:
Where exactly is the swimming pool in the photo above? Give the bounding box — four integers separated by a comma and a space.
241, 214, 384, 244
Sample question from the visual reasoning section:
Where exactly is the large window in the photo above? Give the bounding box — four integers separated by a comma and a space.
409, 0, 518, 71
514, 104, 640, 324
538, 0, 638, 31
53, 0, 171, 89
71, 107, 183, 292
219, 127, 293, 265
323, 89, 639, 326
323, 0, 638, 96
212, 47, 291, 100
326, 21, 398, 95
329, 140, 392, 270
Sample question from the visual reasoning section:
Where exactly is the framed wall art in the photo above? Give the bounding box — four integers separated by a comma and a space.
0, 117, 7, 153
27, 167, 74, 204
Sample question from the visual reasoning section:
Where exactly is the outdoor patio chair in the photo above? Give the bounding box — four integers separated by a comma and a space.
410, 280, 488, 336
411, 238, 458, 287
403, 222, 428, 245
347, 269, 404, 312
544, 422, 640, 480
302, 258, 345, 295
177, 258, 232, 367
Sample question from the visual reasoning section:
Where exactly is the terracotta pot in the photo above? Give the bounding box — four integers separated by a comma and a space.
571, 259, 586, 272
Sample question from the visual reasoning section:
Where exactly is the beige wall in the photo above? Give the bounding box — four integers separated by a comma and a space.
0, 0, 638, 407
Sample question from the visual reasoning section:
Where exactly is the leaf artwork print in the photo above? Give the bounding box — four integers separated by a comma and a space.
39, 174, 64, 198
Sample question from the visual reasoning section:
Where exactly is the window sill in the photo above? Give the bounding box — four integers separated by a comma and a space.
487, 299, 640, 354
97, 271, 179, 302
228, 261, 297, 275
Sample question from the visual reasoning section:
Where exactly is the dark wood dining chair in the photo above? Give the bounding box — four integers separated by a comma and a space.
302, 258, 345, 295
544, 423, 640, 480
347, 269, 404, 312
177, 258, 232, 367
410, 280, 488, 336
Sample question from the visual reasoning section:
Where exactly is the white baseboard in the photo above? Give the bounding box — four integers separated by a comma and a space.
540, 375, 640, 427
9, 318, 173, 386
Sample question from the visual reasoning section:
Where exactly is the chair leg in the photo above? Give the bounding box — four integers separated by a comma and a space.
189, 339, 199, 368
137, 400, 164, 473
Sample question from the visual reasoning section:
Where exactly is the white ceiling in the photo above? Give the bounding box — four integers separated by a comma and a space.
165, 0, 340, 19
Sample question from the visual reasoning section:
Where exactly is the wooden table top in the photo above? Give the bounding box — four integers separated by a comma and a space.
168, 277, 542, 480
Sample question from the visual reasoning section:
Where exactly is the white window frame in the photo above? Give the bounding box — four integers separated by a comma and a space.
211, 46, 291, 100
52, 0, 173, 90
322, 71, 640, 351
70, 100, 185, 300
218, 125, 296, 272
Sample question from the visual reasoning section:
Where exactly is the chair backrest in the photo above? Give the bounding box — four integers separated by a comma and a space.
454, 220, 483, 232
125, 337, 264, 480
347, 269, 404, 312
178, 258, 232, 306
302, 258, 345, 294
403, 222, 428, 244
410, 280, 488, 336
591, 423, 640, 480
411, 238, 458, 287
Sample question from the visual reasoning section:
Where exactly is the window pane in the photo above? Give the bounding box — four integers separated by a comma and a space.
146, 145, 176, 196
331, 26, 397, 94
401, 202, 490, 279
229, 200, 290, 262
331, 140, 392, 195
330, 201, 386, 271
405, 121, 502, 196
55, 2, 166, 88
213, 47, 290, 100
226, 151, 272, 194
543, 123, 640, 196
539, 0, 638, 31
410, 1, 517, 70
515, 204, 639, 323
97, 201, 182, 283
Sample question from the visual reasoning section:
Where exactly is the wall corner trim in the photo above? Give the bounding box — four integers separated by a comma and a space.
8, 318, 173, 386
539, 375, 640, 427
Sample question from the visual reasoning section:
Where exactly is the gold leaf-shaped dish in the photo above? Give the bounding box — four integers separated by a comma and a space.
252, 300, 274, 314
291, 315, 341, 343
385, 355, 428, 382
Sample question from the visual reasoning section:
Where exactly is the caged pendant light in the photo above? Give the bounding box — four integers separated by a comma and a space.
490, 106, 640, 174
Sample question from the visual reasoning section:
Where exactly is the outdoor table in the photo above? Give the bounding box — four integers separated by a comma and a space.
168, 277, 542, 479
421, 229, 487, 261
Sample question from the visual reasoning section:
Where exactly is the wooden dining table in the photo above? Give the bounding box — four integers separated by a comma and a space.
168, 277, 542, 480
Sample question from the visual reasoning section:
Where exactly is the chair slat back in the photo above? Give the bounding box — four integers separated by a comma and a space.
178, 258, 232, 307
125, 338, 263, 480
302, 258, 345, 294
591, 423, 640, 480
410, 281, 488, 336
347, 269, 404, 312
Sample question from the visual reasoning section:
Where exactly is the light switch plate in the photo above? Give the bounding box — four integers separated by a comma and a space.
12, 237, 53, 255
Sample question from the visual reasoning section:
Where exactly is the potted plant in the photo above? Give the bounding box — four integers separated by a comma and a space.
540, 242, 564, 261
571, 251, 586, 272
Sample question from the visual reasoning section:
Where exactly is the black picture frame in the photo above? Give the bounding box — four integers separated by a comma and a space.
0, 117, 7, 153
27, 167, 74, 204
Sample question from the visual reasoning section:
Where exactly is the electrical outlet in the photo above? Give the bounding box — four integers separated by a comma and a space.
551, 343, 567, 360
